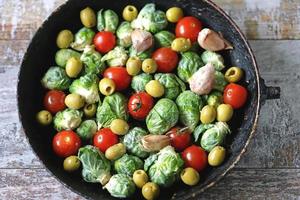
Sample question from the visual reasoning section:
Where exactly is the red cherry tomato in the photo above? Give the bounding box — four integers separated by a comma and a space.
103, 67, 132, 91
175, 16, 202, 42
44, 90, 66, 114
52, 130, 81, 158
223, 83, 248, 109
181, 145, 208, 172
93, 128, 118, 152
168, 127, 191, 151
128, 92, 154, 120
93, 31, 116, 53
152, 47, 178, 73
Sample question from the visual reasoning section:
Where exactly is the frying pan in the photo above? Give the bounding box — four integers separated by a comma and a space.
17, 0, 280, 199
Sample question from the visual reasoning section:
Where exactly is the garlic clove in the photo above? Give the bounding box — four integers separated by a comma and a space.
141, 134, 171, 152
198, 28, 233, 51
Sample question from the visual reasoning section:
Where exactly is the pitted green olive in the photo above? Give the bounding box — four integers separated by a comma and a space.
105, 143, 126, 160
83, 103, 97, 118
66, 57, 83, 78
65, 93, 85, 109
36, 110, 52, 125
80, 7, 96, 28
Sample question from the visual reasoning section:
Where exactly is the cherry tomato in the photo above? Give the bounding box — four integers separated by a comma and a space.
175, 16, 202, 42
103, 67, 131, 91
223, 83, 248, 109
181, 145, 207, 172
128, 92, 154, 120
168, 127, 191, 151
93, 128, 118, 152
152, 47, 178, 73
93, 31, 116, 53
44, 90, 66, 114
52, 130, 81, 158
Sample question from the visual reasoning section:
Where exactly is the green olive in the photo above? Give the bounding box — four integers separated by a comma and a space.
180, 167, 200, 186
200, 105, 216, 124
99, 78, 116, 96
64, 93, 85, 110
105, 143, 126, 161
133, 170, 149, 188
56, 29, 74, 49
126, 57, 142, 76
208, 146, 226, 167
83, 103, 97, 118
145, 80, 164, 98
36, 110, 52, 125
63, 155, 81, 172
217, 104, 233, 122
166, 7, 184, 23
110, 119, 129, 135
171, 38, 191, 52
122, 5, 138, 22
66, 57, 83, 78
142, 182, 160, 200
142, 58, 157, 74
225, 67, 244, 83
80, 7, 96, 28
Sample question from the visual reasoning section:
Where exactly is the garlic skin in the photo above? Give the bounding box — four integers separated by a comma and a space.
198, 28, 233, 51
131, 29, 154, 53
141, 134, 171, 152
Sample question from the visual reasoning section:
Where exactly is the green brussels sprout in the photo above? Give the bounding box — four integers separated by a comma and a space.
131, 3, 168, 33
176, 91, 204, 131
69, 73, 100, 104
123, 127, 149, 158
214, 71, 228, 92
41, 66, 71, 90
101, 46, 128, 67
96, 93, 128, 128
80, 45, 106, 74
154, 31, 175, 47
70, 27, 95, 51
76, 120, 97, 140
78, 145, 111, 185
53, 108, 83, 131
205, 90, 223, 108
129, 46, 152, 61
177, 51, 204, 82
104, 174, 136, 198
154, 73, 186, 100
193, 123, 214, 142
116, 21, 133, 48
55, 49, 81, 67
146, 98, 179, 135
201, 50, 225, 71
114, 154, 144, 176
97, 9, 119, 33
144, 146, 184, 187
131, 73, 153, 92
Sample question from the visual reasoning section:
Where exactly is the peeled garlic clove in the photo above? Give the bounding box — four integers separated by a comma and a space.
141, 135, 171, 152
198, 28, 233, 51
131, 29, 154, 53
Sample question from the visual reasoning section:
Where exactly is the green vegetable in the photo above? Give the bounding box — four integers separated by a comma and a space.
205, 90, 223, 108
114, 154, 144, 176
193, 123, 214, 142
80, 45, 106, 74
96, 93, 128, 128
144, 146, 184, 187
69, 73, 100, 104
55, 49, 81, 67
201, 51, 225, 71
53, 108, 83, 131
154, 73, 186, 100
70, 27, 95, 51
131, 73, 153, 92
97, 9, 119, 33
146, 98, 179, 135
41, 66, 71, 90
129, 46, 152, 61
131, 3, 168, 33
78, 145, 111, 185
123, 127, 149, 158
214, 71, 228, 92
154, 31, 175, 47
177, 51, 204, 82
101, 46, 128, 67
116, 21, 133, 48
104, 174, 136, 198
76, 120, 97, 140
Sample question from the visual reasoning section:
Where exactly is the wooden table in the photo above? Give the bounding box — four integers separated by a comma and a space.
1, 0, 299, 199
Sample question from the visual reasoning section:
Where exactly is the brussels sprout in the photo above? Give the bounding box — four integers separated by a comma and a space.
96, 93, 128, 128
146, 98, 179, 135
78, 145, 111, 185
41, 66, 71, 90
131, 3, 168, 33
205, 90, 223, 108
201, 50, 225, 71
154, 73, 186, 100
104, 174, 136, 198
70, 27, 95, 51
97, 9, 119, 33
55, 49, 81, 67
214, 71, 228, 92
53, 108, 83, 131
154, 31, 175, 47
176, 91, 204, 131
114, 154, 144, 176
116, 21, 133, 48
144, 146, 184, 187
129, 46, 152, 61
177, 51, 204, 82
76, 120, 97, 140
123, 127, 149, 158
69, 73, 100, 104
101, 46, 128, 67
193, 123, 214, 142
131, 73, 153, 92
80, 45, 106, 74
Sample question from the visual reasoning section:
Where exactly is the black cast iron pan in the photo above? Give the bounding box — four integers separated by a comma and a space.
17, 0, 280, 199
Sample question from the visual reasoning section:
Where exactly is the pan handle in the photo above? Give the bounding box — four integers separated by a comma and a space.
260, 78, 280, 101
